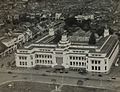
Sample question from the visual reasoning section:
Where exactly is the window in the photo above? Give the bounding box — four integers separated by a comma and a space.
79, 62, 81, 66
95, 54, 98, 56
22, 62, 24, 65
105, 61, 107, 64
84, 57, 86, 60
20, 62, 22, 65
45, 55, 47, 58
82, 57, 84, 60
76, 57, 78, 60
98, 61, 100, 64
40, 60, 41, 63
45, 60, 47, 64
95, 66, 97, 70
48, 55, 50, 58
50, 55, 52, 58
76, 62, 78, 66
70, 62, 72, 65
39, 55, 41, 58
105, 66, 107, 70
48, 60, 50, 64
25, 62, 27, 65
19, 56, 21, 60
20, 56, 27, 60
95, 61, 97, 64
43, 60, 44, 64
92, 66, 94, 70
87, 61, 88, 63
73, 62, 75, 65
79, 57, 81, 60
25, 57, 27, 60
35, 54, 38, 58
91, 60, 94, 64
73, 57, 75, 60
70, 56, 72, 60
31, 62, 33, 65
98, 66, 100, 70
37, 60, 39, 63
82, 62, 84, 66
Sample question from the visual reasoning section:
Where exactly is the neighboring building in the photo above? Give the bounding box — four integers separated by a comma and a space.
12, 32, 26, 47
75, 14, 94, 20
0, 36, 17, 57
0, 30, 29, 57
15, 29, 119, 73
24, 28, 33, 42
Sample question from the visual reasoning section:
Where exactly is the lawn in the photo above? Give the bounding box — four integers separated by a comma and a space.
0, 81, 58, 92
61, 85, 116, 92
0, 81, 116, 92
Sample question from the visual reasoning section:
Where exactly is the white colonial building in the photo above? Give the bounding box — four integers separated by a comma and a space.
15, 29, 119, 73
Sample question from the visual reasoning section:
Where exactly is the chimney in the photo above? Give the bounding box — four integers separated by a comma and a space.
104, 25, 109, 37
49, 28, 54, 36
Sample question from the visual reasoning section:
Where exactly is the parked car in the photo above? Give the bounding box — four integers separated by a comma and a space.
111, 77, 116, 80
60, 70, 64, 73
8, 71, 12, 74
41, 73, 47, 76
77, 80, 83, 85
98, 74, 102, 77
64, 70, 68, 73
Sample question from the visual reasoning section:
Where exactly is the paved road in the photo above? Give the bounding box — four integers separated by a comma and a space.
0, 71, 118, 91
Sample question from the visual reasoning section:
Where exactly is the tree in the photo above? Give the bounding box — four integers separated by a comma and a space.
96, 27, 104, 36
54, 30, 62, 43
64, 17, 78, 27
89, 32, 96, 45
80, 19, 91, 32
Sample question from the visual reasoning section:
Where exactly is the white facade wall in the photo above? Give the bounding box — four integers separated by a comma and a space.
68, 54, 87, 68
107, 43, 119, 71
87, 57, 105, 73
34, 52, 53, 66
15, 53, 32, 67
15, 37, 119, 73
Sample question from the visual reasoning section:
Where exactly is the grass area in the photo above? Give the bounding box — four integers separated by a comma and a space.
0, 81, 58, 92
61, 85, 116, 92
0, 81, 117, 92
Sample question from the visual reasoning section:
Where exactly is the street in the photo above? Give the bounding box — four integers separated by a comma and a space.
0, 72, 118, 92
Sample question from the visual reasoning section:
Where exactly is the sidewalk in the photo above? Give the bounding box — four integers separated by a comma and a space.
0, 67, 119, 91
0, 67, 115, 82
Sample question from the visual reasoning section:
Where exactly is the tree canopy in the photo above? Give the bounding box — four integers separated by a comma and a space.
89, 32, 96, 45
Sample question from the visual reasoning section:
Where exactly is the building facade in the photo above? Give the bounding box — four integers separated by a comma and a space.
15, 30, 119, 73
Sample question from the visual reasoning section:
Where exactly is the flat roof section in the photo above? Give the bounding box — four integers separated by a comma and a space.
37, 35, 56, 44
101, 36, 118, 56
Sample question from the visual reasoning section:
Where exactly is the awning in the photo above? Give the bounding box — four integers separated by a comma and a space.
54, 65, 65, 70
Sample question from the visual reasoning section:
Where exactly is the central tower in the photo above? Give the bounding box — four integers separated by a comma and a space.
58, 30, 71, 48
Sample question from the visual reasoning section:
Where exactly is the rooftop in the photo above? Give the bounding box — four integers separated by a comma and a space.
0, 42, 7, 53
101, 35, 118, 56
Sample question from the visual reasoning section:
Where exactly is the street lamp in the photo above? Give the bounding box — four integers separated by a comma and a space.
8, 83, 14, 92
